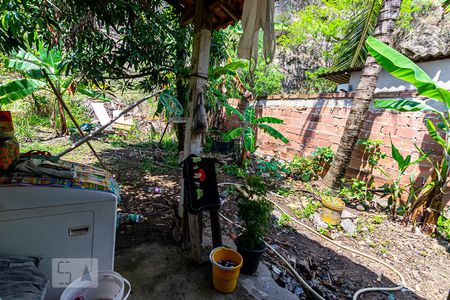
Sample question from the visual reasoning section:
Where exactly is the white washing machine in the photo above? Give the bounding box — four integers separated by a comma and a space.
0, 186, 117, 299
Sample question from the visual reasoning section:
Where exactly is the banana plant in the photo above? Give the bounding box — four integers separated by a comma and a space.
367, 36, 450, 232
223, 104, 288, 164
379, 139, 430, 217
0, 47, 110, 135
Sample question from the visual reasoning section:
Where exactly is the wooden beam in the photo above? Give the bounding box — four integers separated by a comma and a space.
181, 0, 213, 263
220, 1, 239, 22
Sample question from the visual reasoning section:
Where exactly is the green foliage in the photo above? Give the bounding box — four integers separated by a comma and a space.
339, 178, 373, 203
154, 88, 183, 119
371, 214, 385, 224
0, 79, 46, 105
237, 176, 274, 249
358, 138, 386, 167
293, 200, 322, 219
397, 0, 436, 30
333, 0, 381, 70
312, 146, 335, 165
0, 0, 54, 54
368, 37, 447, 222
238, 60, 284, 97
214, 24, 283, 98
287, 147, 334, 182
437, 215, 450, 240
379, 140, 430, 214
223, 105, 288, 162
278, 213, 292, 226
255, 158, 289, 179
368, 37, 450, 106
288, 155, 317, 182
276, 186, 295, 197
312, 146, 334, 174
222, 163, 247, 178
1, 47, 109, 105
278, 1, 355, 53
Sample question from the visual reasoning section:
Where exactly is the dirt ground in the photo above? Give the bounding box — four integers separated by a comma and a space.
51, 138, 450, 300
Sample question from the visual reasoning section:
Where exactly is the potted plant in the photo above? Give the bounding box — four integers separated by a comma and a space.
235, 176, 273, 274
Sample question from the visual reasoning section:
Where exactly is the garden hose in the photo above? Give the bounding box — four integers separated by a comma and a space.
218, 212, 326, 300
217, 182, 407, 300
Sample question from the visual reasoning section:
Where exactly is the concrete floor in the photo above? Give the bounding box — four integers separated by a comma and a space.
115, 241, 297, 300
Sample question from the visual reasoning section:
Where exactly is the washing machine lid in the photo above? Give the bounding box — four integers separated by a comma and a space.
0, 186, 117, 211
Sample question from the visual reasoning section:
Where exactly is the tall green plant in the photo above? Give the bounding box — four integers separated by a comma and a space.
367, 36, 450, 232
0, 48, 109, 134
379, 140, 430, 216
236, 176, 273, 249
222, 105, 288, 164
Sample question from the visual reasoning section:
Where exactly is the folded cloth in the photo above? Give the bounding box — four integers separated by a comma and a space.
237, 0, 275, 65
15, 159, 77, 179
0, 256, 49, 300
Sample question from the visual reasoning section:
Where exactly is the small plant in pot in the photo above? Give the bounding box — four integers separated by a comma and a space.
235, 176, 273, 275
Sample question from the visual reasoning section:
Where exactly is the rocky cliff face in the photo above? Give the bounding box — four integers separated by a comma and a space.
274, 0, 330, 93
274, 3, 450, 94
394, 7, 450, 60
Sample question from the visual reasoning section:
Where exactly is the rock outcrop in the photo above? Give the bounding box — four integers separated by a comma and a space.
394, 6, 450, 61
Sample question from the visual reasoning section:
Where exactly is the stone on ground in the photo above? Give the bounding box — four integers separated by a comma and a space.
340, 219, 357, 235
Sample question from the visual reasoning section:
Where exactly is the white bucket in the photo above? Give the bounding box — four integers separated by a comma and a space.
60, 270, 131, 300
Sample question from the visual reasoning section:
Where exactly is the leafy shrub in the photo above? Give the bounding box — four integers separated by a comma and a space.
312, 146, 334, 164
437, 215, 450, 240
222, 163, 246, 178
287, 155, 317, 182
237, 176, 274, 249
286, 147, 335, 182
255, 158, 289, 179
278, 213, 292, 226
339, 178, 373, 203
358, 138, 386, 167
312, 146, 334, 175
294, 200, 322, 219
276, 186, 295, 197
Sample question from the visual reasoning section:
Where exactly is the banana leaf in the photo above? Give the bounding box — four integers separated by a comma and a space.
0, 79, 46, 105
366, 36, 450, 106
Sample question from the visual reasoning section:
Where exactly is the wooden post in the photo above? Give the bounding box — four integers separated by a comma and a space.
180, 0, 212, 263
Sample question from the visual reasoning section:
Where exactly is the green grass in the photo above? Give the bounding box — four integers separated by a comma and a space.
293, 200, 322, 219
278, 213, 292, 226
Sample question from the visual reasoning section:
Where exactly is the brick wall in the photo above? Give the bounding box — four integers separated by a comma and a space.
225, 92, 442, 188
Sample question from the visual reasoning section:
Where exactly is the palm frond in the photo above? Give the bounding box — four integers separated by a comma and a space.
333, 0, 381, 70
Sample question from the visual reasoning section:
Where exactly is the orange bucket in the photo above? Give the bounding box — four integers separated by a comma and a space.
209, 247, 243, 293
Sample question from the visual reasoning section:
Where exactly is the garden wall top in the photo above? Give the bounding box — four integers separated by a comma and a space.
262, 91, 418, 100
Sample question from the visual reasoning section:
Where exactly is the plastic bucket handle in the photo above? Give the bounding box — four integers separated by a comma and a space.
122, 277, 131, 300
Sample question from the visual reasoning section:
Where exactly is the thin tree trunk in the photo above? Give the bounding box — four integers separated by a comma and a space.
323, 0, 402, 189
58, 99, 68, 136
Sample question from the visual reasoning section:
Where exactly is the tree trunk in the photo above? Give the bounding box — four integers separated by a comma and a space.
323, 0, 402, 189
176, 0, 212, 262
174, 25, 189, 152
58, 99, 68, 136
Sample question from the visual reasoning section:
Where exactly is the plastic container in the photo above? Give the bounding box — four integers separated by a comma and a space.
0, 111, 19, 171
60, 270, 130, 300
236, 240, 265, 275
148, 187, 165, 193
210, 247, 243, 294
321, 196, 345, 225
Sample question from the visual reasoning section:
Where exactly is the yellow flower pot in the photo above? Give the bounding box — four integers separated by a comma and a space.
321, 196, 345, 225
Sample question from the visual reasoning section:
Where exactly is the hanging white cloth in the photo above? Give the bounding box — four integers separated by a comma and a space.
237, 0, 275, 65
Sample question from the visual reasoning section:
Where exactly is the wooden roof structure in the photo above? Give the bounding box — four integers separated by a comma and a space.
166, 0, 245, 29
321, 50, 450, 84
